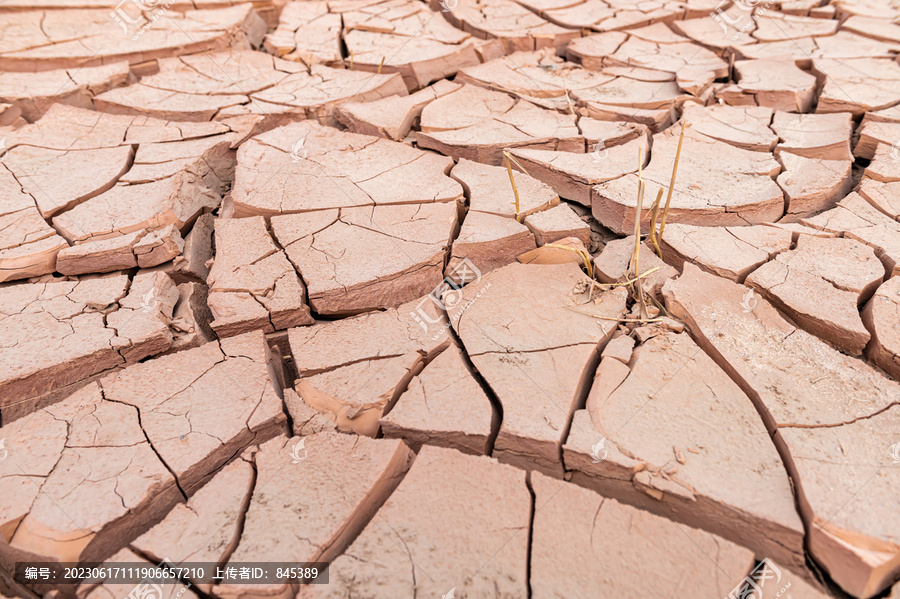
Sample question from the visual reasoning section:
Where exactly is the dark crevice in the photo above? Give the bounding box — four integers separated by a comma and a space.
525, 470, 535, 599
381, 339, 452, 418
215, 455, 258, 571
558, 331, 616, 471
265, 339, 293, 434
103, 391, 189, 502
446, 323, 504, 456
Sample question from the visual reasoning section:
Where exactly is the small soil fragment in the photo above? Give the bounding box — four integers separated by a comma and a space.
300, 446, 529, 598
273, 202, 458, 315
771, 111, 854, 161
380, 344, 495, 455
288, 297, 450, 436
134, 224, 185, 268
416, 83, 582, 164
130, 456, 255, 591
450, 157, 559, 218
448, 262, 628, 475
232, 120, 462, 216
446, 211, 537, 282
0, 62, 130, 122
524, 203, 592, 246
107, 270, 180, 363
718, 58, 817, 112
565, 328, 806, 571
862, 276, 900, 380
660, 223, 792, 282
803, 192, 900, 277
172, 212, 215, 283
216, 433, 414, 599
593, 127, 784, 234
530, 472, 757, 598
207, 216, 313, 337
594, 236, 677, 296
99, 331, 287, 494
664, 264, 900, 599
508, 134, 647, 206
0, 5, 266, 72
335, 80, 461, 140
776, 151, 853, 220
682, 103, 778, 152
168, 281, 215, 353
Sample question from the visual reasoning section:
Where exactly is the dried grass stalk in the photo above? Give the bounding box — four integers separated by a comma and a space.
647, 187, 664, 258
504, 158, 521, 221
630, 145, 649, 320
658, 120, 688, 242
502, 150, 531, 222
545, 243, 593, 278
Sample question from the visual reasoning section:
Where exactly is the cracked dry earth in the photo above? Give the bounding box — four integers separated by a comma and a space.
2, 0, 900, 597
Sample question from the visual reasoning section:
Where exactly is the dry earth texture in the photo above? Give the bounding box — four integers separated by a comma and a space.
0, 0, 899, 598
